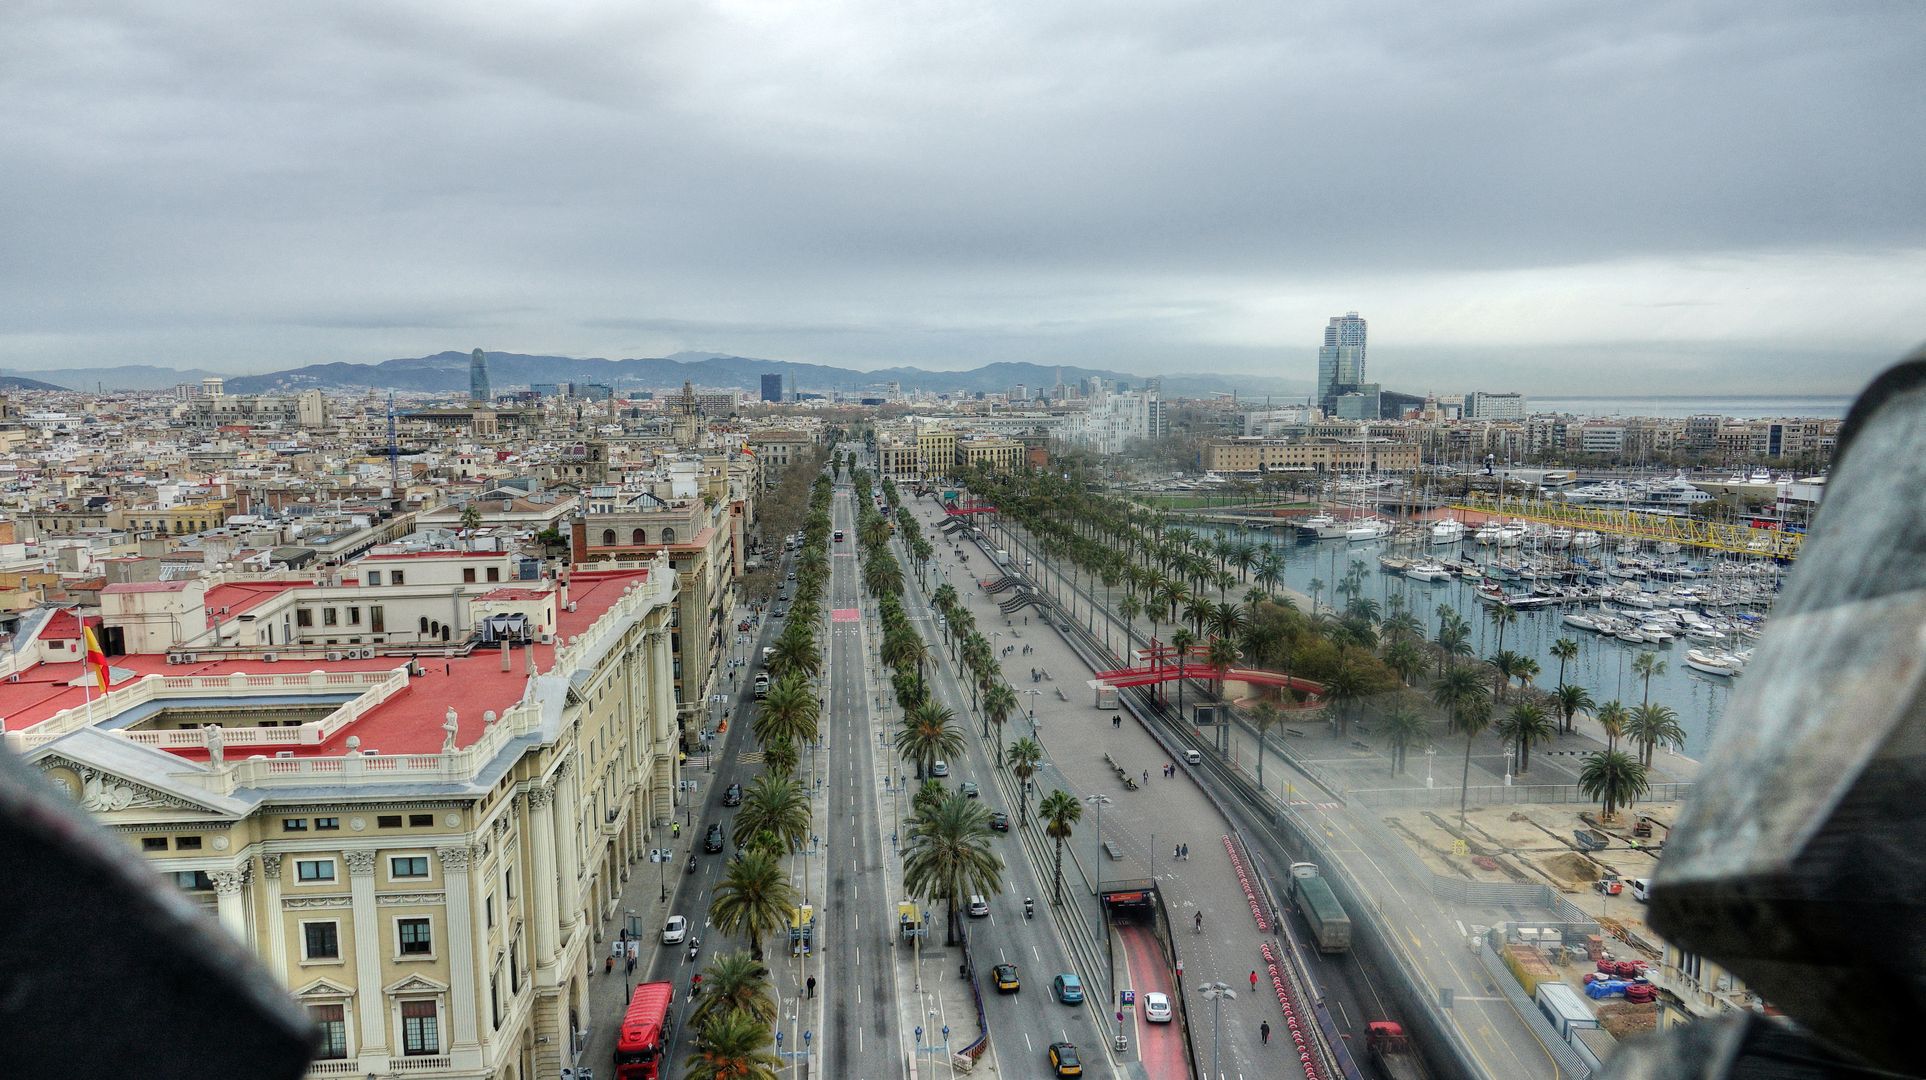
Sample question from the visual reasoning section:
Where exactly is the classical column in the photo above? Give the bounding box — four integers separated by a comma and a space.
553, 760, 583, 937
259, 854, 288, 980
209, 866, 249, 943
526, 784, 560, 967
345, 849, 388, 1058
437, 846, 481, 1049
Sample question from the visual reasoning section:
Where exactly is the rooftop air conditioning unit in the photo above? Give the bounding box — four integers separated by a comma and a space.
274, 751, 294, 759
326, 650, 343, 661
165, 654, 181, 666
179, 653, 197, 664
262, 652, 279, 663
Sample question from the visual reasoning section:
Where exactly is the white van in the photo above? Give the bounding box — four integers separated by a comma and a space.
1629, 877, 1652, 903
1183, 749, 1202, 766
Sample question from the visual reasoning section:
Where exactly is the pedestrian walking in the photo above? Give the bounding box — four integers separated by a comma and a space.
1250, 970, 1259, 992
1142, 769, 1150, 786
1261, 1020, 1271, 1044
807, 976, 817, 999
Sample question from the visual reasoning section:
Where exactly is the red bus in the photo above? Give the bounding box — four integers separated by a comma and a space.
614, 981, 674, 1079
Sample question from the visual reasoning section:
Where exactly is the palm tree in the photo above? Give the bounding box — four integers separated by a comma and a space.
1431, 664, 1490, 735
762, 736, 799, 778
1595, 700, 1629, 752
1250, 702, 1282, 791
754, 674, 820, 748
1435, 619, 1472, 677
1489, 649, 1523, 703
1207, 635, 1241, 702
1549, 637, 1580, 689
1006, 738, 1043, 824
1627, 703, 1685, 767
1381, 610, 1424, 646
1038, 789, 1083, 906
731, 774, 809, 852
1382, 639, 1424, 686
691, 951, 776, 1029
1379, 700, 1431, 776
1319, 658, 1371, 737
1168, 627, 1197, 712
709, 851, 795, 961
686, 1009, 782, 1080
1631, 652, 1667, 707
1511, 655, 1541, 698
982, 682, 1020, 750
1118, 593, 1142, 646
903, 792, 1004, 945
1307, 577, 1324, 614
894, 701, 962, 779
767, 630, 821, 681
1455, 695, 1494, 825
1486, 604, 1518, 654
1579, 750, 1650, 820
1497, 702, 1554, 774
1553, 683, 1594, 735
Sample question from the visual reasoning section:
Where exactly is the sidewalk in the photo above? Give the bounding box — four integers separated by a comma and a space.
920, 504, 1319, 1080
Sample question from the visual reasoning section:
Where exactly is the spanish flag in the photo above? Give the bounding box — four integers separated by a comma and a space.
84, 625, 110, 695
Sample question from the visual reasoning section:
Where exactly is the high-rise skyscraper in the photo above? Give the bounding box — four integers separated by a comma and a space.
469, 348, 491, 404
1315, 311, 1366, 414
760, 373, 785, 402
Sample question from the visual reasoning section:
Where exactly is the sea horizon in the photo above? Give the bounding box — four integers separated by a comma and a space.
1529, 394, 1852, 420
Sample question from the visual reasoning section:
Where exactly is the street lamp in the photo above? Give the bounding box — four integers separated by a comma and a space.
1022, 688, 1042, 741
1426, 746, 1437, 790
1504, 744, 1516, 787
1084, 793, 1111, 896
1199, 981, 1236, 1079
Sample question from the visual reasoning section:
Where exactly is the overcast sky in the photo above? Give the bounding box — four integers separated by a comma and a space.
3, 1, 1920, 393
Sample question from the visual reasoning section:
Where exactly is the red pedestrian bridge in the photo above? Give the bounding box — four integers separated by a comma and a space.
1088, 641, 1326, 707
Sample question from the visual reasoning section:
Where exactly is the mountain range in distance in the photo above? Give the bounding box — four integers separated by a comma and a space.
0, 352, 1311, 401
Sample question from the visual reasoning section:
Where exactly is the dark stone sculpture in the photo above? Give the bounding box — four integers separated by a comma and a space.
1607, 352, 1926, 1079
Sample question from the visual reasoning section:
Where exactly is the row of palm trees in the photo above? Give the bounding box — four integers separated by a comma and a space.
963, 465, 1684, 827
686, 472, 843, 1078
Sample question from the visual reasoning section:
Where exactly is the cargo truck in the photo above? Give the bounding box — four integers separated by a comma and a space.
1366, 1022, 1430, 1080
1288, 862, 1353, 953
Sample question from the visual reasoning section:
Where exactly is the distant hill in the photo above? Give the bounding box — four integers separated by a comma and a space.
221, 350, 1308, 399
0, 374, 69, 391
0, 365, 205, 391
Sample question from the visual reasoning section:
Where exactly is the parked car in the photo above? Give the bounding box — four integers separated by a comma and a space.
1143, 991, 1171, 1023
967, 894, 989, 917
1048, 1041, 1083, 1077
1052, 973, 1083, 1004
930, 760, 950, 777
661, 915, 688, 945
992, 963, 1020, 993
988, 811, 1009, 832
722, 783, 742, 806
705, 824, 725, 853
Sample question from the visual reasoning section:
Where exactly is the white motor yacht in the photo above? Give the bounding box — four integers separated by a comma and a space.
1346, 518, 1393, 542
1562, 613, 1599, 632
1297, 513, 1350, 540
1685, 649, 1742, 677
1406, 560, 1451, 582
1570, 530, 1603, 549
1430, 518, 1466, 545
1473, 523, 1504, 546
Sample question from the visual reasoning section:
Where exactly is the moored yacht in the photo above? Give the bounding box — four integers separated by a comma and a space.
1297, 513, 1350, 540
1406, 560, 1451, 582
1430, 517, 1466, 545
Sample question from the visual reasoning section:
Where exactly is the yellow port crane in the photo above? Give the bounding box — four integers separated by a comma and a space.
1451, 496, 1802, 560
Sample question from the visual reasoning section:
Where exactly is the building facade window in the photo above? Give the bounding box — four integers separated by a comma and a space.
315, 817, 340, 831
397, 917, 433, 956
400, 1000, 440, 1056
323, 608, 338, 626
390, 855, 430, 879
367, 571, 382, 586
660, 527, 675, 543
390, 570, 404, 585
296, 858, 336, 883
601, 529, 616, 545
310, 1003, 347, 1058
463, 568, 477, 583
631, 528, 646, 545
302, 921, 341, 961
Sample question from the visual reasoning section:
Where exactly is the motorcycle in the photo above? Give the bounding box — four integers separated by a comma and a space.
1024, 897, 1034, 919
687, 938, 702, 962
686, 853, 698, 874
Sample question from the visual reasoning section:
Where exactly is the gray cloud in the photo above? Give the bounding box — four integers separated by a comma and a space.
0, 0, 1920, 393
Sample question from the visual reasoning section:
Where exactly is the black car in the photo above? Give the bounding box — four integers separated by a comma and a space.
705, 824, 725, 853
989, 811, 1009, 832
722, 783, 742, 806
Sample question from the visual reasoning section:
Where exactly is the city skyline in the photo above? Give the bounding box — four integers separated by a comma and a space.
1, 3, 1918, 394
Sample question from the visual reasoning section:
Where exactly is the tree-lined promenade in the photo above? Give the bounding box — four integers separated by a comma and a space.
962, 464, 1674, 825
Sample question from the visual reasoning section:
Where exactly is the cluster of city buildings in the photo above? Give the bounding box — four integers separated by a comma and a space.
0, 367, 840, 1080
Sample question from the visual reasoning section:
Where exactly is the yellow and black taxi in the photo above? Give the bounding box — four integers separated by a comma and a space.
992, 963, 1020, 993
1048, 1041, 1082, 1077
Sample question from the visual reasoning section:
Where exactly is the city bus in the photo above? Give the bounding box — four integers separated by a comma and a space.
614, 981, 675, 1079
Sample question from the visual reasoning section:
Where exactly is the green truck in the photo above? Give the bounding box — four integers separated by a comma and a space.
1289, 862, 1353, 953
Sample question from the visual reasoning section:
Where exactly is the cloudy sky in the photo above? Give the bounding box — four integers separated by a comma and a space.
3, 1, 1920, 393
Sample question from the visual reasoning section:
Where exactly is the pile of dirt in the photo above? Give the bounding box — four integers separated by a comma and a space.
1540, 851, 1601, 886
1597, 1001, 1657, 1039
